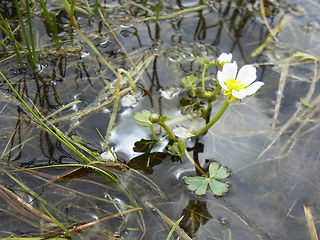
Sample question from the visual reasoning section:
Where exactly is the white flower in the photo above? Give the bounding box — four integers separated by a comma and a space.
218, 61, 264, 102
218, 53, 232, 63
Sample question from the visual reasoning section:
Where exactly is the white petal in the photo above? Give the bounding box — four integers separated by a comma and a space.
218, 61, 237, 82
217, 70, 228, 90
232, 89, 246, 99
245, 81, 264, 95
236, 65, 257, 86
218, 53, 232, 62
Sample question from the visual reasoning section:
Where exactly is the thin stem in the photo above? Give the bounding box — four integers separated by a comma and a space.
211, 84, 221, 97
195, 99, 230, 136
155, 0, 161, 23
158, 122, 176, 141
201, 63, 208, 93
150, 125, 159, 141
118, 68, 136, 91
184, 149, 207, 177
139, 5, 208, 22
105, 69, 121, 141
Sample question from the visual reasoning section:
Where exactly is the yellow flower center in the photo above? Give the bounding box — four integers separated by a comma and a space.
224, 79, 246, 102
225, 79, 246, 92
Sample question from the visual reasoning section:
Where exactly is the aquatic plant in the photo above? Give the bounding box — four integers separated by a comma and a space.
134, 53, 264, 196
184, 162, 230, 196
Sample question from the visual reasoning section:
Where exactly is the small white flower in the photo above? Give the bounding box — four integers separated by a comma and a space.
218, 61, 264, 102
218, 53, 232, 63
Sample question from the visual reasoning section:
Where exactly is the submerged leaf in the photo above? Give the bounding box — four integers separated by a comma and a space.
181, 74, 200, 88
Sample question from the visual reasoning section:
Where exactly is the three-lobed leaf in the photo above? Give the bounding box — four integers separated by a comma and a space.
184, 162, 230, 196
134, 109, 153, 127
208, 179, 229, 196
209, 162, 229, 179
184, 176, 208, 196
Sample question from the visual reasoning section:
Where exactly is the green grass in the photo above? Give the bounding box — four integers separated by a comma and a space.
14, 0, 37, 66
39, 0, 60, 49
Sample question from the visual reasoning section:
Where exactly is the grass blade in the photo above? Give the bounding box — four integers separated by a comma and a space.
41, 203, 71, 237
0, 70, 92, 163
14, 0, 33, 65
25, 0, 37, 64
166, 216, 184, 240
39, 0, 60, 49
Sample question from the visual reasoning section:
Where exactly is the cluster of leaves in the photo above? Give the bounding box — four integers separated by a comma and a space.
133, 55, 233, 197
134, 109, 230, 196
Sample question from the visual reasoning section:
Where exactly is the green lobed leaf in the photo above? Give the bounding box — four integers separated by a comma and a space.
184, 162, 230, 196
208, 179, 229, 196
181, 74, 200, 88
134, 109, 153, 127
167, 139, 186, 157
159, 116, 168, 123
209, 162, 229, 180
184, 176, 208, 195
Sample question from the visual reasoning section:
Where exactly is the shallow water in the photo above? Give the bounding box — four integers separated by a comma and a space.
0, 0, 320, 239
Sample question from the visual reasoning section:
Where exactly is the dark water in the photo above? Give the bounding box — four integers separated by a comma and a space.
0, 0, 319, 239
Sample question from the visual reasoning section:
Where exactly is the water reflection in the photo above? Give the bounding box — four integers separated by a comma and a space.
179, 200, 213, 238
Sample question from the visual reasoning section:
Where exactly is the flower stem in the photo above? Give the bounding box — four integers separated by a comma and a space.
211, 84, 221, 97
201, 63, 208, 93
195, 99, 230, 136
158, 122, 176, 141
184, 149, 207, 177
150, 125, 159, 141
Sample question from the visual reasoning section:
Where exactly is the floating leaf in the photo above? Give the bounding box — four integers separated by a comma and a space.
184, 162, 230, 196
134, 109, 153, 127
184, 176, 208, 195
208, 179, 229, 196
209, 162, 229, 179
